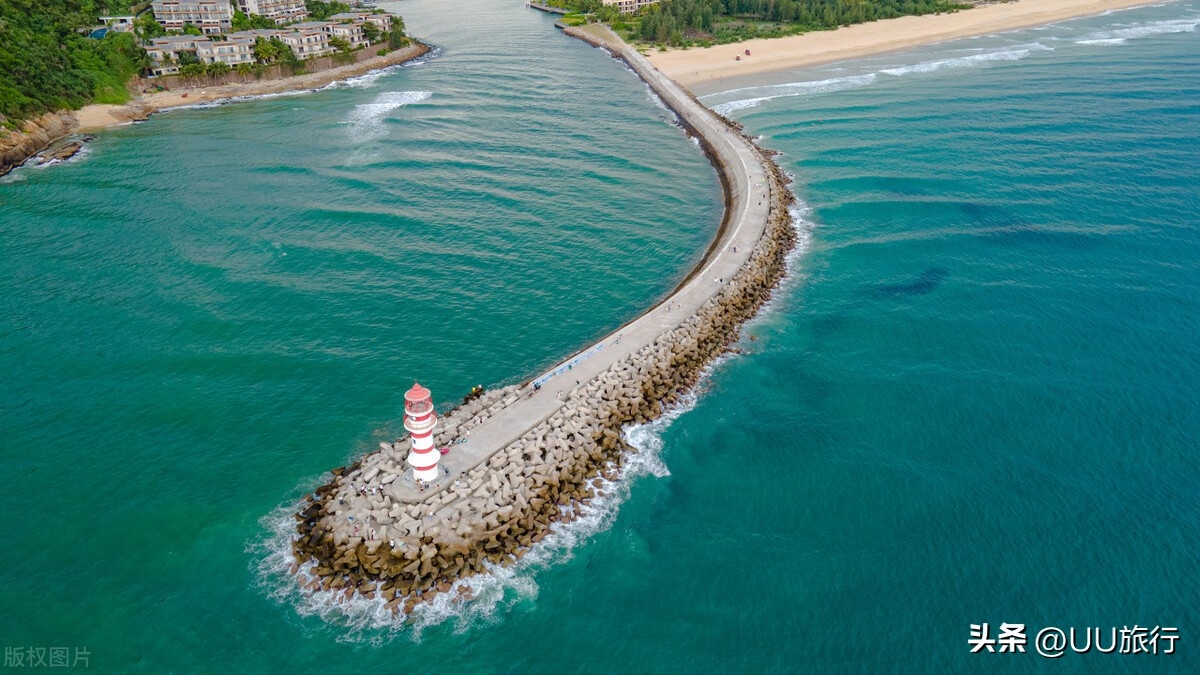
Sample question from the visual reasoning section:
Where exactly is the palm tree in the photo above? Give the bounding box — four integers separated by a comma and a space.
205, 61, 231, 85
235, 62, 253, 83
179, 62, 206, 85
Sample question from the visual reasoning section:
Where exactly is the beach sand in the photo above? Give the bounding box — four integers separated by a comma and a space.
73, 42, 430, 132
644, 0, 1157, 94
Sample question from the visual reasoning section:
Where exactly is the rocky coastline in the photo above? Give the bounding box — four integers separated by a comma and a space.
289, 26, 799, 615
0, 112, 82, 178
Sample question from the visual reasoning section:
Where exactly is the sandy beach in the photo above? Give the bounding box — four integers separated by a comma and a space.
645, 0, 1158, 93
73, 42, 430, 132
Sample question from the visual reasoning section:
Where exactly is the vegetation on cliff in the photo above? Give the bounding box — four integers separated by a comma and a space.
0, 1, 148, 126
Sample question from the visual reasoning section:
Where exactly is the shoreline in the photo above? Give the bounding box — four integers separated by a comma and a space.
75, 41, 431, 132
1, 42, 430, 177
644, 0, 1159, 94
287, 24, 800, 614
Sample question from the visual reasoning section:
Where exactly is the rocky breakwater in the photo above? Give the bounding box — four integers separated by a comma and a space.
290, 159, 796, 615
288, 25, 798, 616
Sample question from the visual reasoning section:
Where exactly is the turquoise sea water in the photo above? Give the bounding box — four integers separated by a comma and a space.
2, 0, 1198, 672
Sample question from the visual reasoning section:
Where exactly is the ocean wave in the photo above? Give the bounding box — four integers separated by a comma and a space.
1075, 15, 1200, 46
321, 67, 392, 90
644, 81, 682, 126
706, 42, 1057, 114
878, 43, 1052, 76
159, 87, 321, 114
1, 140, 94, 181
320, 46, 442, 90
344, 90, 432, 142
710, 74, 878, 115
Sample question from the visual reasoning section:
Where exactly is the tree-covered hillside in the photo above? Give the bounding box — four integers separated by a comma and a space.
0, 0, 148, 126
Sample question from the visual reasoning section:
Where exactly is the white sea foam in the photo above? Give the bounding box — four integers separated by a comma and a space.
706, 42, 1059, 114
1, 139, 93, 181
322, 67, 391, 90
644, 81, 682, 126
1076, 38, 1130, 46
159, 88, 318, 114
879, 43, 1052, 76
710, 74, 877, 115
34, 143, 91, 170
1075, 15, 1200, 46
320, 46, 441, 90
343, 90, 431, 142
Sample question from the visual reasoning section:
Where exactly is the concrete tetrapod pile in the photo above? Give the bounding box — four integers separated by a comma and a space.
289, 28, 799, 616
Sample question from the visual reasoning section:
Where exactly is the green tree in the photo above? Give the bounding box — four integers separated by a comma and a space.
182, 22, 203, 36
304, 0, 352, 20
205, 61, 231, 79
179, 61, 206, 82
328, 36, 350, 53
360, 21, 381, 44
636, 0, 970, 46
387, 26, 408, 49
134, 13, 166, 39
0, 2, 151, 122
252, 35, 283, 64
235, 62, 253, 81
232, 9, 279, 31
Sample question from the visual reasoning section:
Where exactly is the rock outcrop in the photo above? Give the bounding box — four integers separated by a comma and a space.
0, 112, 79, 177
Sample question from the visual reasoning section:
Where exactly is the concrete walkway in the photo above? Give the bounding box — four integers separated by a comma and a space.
389, 25, 774, 504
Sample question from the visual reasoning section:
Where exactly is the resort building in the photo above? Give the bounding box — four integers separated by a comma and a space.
143, 11, 399, 74
600, 0, 660, 14
236, 0, 308, 25
322, 19, 368, 50
150, 0, 233, 35
196, 35, 256, 66
144, 35, 210, 75
268, 23, 335, 58
328, 11, 393, 34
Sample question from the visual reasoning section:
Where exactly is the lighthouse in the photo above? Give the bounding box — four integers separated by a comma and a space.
404, 383, 441, 483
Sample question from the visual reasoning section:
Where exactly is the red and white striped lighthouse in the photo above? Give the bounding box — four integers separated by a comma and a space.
404, 383, 441, 482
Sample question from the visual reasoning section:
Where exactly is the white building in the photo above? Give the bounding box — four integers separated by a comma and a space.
322, 19, 367, 50
145, 35, 210, 75
196, 35, 256, 66
273, 23, 335, 58
237, 0, 308, 25
150, 0, 232, 35
601, 0, 660, 15
328, 11, 393, 35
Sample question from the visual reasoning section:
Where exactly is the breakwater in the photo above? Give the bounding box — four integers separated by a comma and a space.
289, 24, 798, 614
527, 2, 570, 15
